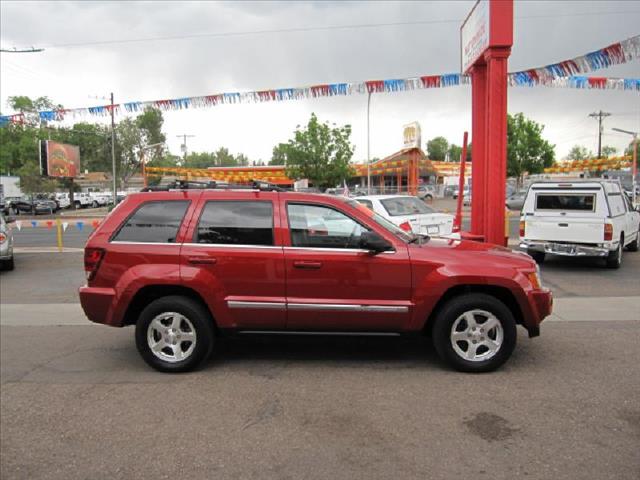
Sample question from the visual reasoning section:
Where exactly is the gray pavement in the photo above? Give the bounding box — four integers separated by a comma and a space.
1, 321, 639, 479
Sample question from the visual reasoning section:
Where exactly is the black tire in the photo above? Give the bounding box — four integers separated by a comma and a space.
135, 296, 214, 373
528, 250, 545, 264
626, 230, 639, 252
5, 257, 15, 271
92, 201, 99, 208
606, 240, 623, 269
432, 293, 517, 373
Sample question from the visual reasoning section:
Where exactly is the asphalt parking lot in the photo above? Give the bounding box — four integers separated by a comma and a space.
1, 248, 639, 479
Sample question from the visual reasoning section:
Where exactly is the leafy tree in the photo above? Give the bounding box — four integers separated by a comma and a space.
236, 153, 249, 166
507, 113, 555, 186
448, 144, 461, 162
17, 160, 57, 196
270, 143, 287, 165
601, 145, 617, 158
279, 113, 354, 189
624, 141, 638, 157
184, 151, 216, 169
426, 136, 448, 161
214, 147, 236, 167
7, 96, 63, 126
567, 145, 591, 161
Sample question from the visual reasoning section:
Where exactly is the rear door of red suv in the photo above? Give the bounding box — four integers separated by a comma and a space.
181, 191, 286, 329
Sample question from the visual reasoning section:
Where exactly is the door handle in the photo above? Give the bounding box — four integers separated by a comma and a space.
187, 257, 217, 265
293, 260, 322, 269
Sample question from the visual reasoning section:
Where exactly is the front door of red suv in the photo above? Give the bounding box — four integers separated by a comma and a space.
283, 201, 412, 331
181, 192, 286, 329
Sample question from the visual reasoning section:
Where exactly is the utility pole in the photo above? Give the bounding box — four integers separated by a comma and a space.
366, 92, 372, 195
110, 93, 117, 205
177, 134, 195, 166
589, 111, 611, 158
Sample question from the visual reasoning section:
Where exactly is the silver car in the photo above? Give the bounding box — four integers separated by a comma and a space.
0, 214, 15, 271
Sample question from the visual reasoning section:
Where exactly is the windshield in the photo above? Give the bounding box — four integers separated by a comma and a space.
380, 197, 435, 216
347, 200, 414, 243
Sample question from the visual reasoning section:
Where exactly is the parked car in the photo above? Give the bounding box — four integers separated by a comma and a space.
73, 193, 93, 209
355, 195, 456, 238
519, 180, 640, 267
417, 185, 435, 202
506, 191, 527, 211
54, 193, 71, 209
79, 187, 552, 373
89, 192, 111, 207
453, 185, 470, 200
10, 196, 56, 215
0, 213, 15, 270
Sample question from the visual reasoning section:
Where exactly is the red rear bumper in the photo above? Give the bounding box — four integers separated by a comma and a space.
79, 286, 118, 326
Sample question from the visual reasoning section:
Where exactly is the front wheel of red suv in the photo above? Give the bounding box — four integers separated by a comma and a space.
135, 296, 214, 373
432, 293, 517, 373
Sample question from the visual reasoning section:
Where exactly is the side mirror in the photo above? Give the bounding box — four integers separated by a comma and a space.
360, 231, 393, 254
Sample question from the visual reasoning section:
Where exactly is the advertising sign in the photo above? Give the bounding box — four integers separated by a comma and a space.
41, 141, 80, 178
460, 0, 490, 73
403, 122, 422, 149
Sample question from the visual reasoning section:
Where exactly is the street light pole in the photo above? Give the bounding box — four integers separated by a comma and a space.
612, 127, 638, 206
367, 91, 371, 195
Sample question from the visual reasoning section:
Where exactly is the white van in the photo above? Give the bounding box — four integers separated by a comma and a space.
519, 180, 639, 268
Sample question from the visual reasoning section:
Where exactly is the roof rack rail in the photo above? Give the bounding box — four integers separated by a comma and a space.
139, 179, 285, 193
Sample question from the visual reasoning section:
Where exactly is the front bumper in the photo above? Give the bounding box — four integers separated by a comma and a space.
525, 288, 553, 337
521, 240, 615, 257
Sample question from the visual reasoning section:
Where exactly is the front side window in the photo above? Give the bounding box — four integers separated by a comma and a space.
113, 201, 189, 243
535, 194, 595, 211
195, 201, 273, 245
288, 203, 369, 249
380, 196, 435, 216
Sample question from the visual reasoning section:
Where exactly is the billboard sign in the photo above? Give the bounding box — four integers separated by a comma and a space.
460, 0, 490, 73
403, 122, 422, 149
41, 141, 80, 178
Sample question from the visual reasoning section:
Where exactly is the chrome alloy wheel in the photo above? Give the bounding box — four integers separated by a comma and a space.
147, 312, 196, 363
450, 309, 503, 362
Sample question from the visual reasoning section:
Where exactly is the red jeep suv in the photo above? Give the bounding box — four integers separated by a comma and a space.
79, 185, 552, 373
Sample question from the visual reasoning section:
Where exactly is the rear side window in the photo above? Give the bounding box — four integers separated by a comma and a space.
535, 194, 595, 211
194, 201, 273, 245
113, 201, 189, 243
356, 199, 373, 210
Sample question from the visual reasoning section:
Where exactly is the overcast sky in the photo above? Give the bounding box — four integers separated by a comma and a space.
1, 0, 639, 163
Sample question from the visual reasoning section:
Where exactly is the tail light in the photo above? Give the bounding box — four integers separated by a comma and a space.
519, 220, 525, 237
0, 232, 6, 244
84, 248, 105, 281
399, 221, 413, 232
604, 223, 613, 241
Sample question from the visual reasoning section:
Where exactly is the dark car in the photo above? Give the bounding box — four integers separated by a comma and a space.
10, 196, 56, 215
79, 184, 552, 373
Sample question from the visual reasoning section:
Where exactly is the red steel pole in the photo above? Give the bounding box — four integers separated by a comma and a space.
454, 132, 469, 232
470, 64, 487, 239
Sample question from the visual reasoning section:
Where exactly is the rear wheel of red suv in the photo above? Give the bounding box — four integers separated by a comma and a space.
135, 296, 214, 373
432, 293, 517, 373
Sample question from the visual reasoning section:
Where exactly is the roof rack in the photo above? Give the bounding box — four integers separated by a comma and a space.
140, 179, 285, 193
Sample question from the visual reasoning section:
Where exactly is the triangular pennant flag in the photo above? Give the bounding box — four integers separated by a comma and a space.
31, 220, 37, 228
46, 220, 53, 229
15, 221, 22, 231
91, 219, 100, 229
76, 221, 84, 231
62, 222, 69, 232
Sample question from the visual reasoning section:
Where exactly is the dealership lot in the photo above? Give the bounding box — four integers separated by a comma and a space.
1, 249, 639, 479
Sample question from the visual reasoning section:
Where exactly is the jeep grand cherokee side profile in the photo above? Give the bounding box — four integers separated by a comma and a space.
79, 188, 552, 373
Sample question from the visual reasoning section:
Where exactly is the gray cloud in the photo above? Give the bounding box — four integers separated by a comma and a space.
1, 0, 638, 162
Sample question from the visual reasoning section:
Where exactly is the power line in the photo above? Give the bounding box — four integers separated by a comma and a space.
37, 10, 640, 49
0, 47, 43, 53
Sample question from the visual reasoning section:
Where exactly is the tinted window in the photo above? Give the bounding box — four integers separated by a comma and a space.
356, 199, 374, 210
195, 201, 273, 245
288, 203, 369, 249
113, 201, 189, 243
535, 194, 595, 211
380, 197, 434, 216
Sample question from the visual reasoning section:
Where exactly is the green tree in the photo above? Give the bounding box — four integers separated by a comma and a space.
185, 151, 216, 168
17, 160, 57, 196
214, 147, 237, 167
507, 113, 555, 186
236, 153, 249, 166
447, 144, 462, 162
426, 136, 448, 161
281, 113, 354, 189
567, 145, 591, 161
624, 141, 638, 157
270, 143, 288, 165
601, 145, 617, 158
7, 96, 63, 126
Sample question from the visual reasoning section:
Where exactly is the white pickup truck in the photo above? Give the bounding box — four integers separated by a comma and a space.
519, 180, 640, 268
